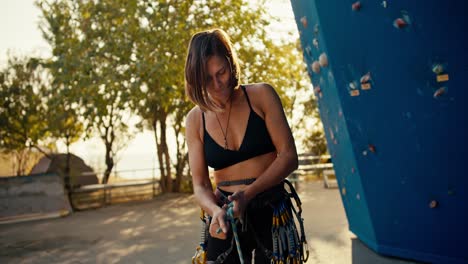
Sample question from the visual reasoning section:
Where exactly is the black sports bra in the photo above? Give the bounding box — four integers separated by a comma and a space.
203, 86, 276, 171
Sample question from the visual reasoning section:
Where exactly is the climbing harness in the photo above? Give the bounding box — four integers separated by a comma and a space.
192, 180, 309, 263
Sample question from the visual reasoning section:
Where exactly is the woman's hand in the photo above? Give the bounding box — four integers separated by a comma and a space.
228, 190, 250, 220
209, 206, 230, 239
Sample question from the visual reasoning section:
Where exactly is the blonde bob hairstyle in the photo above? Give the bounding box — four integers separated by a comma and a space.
185, 29, 241, 112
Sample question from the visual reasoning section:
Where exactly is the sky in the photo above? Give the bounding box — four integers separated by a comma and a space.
0, 0, 51, 66
0, 0, 300, 179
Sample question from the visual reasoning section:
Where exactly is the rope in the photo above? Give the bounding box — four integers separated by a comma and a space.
217, 203, 245, 264
227, 204, 245, 263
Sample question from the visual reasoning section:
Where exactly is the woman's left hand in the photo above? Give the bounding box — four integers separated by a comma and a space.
227, 190, 250, 220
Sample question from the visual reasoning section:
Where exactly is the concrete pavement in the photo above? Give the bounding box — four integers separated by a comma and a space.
0, 182, 422, 264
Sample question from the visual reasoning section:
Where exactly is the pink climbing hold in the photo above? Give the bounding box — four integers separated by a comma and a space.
433, 87, 446, 98
314, 86, 322, 98
319, 53, 329, 67
360, 72, 372, 84
352, 1, 362, 11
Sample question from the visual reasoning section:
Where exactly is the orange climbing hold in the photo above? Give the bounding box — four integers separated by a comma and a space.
393, 18, 408, 29
301, 16, 308, 28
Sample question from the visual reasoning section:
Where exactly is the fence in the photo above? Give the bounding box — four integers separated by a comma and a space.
289, 154, 337, 188
70, 179, 160, 210
70, 168, 160, 210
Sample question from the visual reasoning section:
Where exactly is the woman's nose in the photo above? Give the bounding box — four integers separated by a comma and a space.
214, 77, 221, 89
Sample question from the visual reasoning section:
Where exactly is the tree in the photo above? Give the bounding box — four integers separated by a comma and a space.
0, 56, 50, 176
38, 0, 137, 183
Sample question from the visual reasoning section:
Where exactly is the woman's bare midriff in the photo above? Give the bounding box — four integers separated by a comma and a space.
214, 151, 277, 193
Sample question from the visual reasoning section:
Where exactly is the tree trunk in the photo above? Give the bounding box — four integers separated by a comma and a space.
65, 135, 71, 190
173, 124, 189, 192
14, 150, 24, 176
101, 125, 115, 184
159, 114, 172, 192
153, 118, 166, 191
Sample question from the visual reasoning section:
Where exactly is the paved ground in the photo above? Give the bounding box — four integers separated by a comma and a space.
0, 181, 422, 264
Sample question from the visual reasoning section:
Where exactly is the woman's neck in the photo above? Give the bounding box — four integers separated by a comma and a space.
212, 89, 236, 111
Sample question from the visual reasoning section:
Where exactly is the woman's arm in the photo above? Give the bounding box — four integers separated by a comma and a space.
185, 107, 229, 238
228, 83, 298, 213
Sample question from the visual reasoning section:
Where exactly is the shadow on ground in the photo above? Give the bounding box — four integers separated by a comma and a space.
0, 182, 425, 264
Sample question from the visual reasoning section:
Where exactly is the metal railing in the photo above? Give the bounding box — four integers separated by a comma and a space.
289, 154, 336, 188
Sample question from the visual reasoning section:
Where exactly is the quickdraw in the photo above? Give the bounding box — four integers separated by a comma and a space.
192, 209, 208, 264
271, 200, 303, 264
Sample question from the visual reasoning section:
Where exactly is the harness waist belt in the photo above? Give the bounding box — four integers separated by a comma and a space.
216, 178, 256, 187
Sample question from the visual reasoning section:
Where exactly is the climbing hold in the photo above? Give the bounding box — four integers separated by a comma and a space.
381, 1, 388, 8
360, 72, 372, 90
393, 18, 408, 29
314, 24, 319, 34
341, 187, 346, 196
352, 1, 362, 11
351, 167, 355, 174
356, 194, 361, 200
350, 90, 360, 97
312, 61, 321, 74
305, 45, 312, 57
433, 87, 446, 98
349, 81, 358, 90
329, 127, 334, 140
432, 64, 444, 74
437, 74, 449, 82
429, 200, 438, 209
314, 86, 322, 98
361, 83, 371, 90
368, 144, 376, 153
313, 38, 319, 49
301, 16, 308, 28
319, 53, 328, 67
401, 11, 412, 25
360, 72, 371, 84
362, 150, 368, 156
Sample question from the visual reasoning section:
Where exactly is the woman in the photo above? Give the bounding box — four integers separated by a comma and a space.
185, 29, 308, 264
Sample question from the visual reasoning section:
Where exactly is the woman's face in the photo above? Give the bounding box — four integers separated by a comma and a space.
205, 55, 231, 103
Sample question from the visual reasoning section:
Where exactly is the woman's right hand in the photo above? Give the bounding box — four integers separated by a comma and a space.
209, 206, 230, 239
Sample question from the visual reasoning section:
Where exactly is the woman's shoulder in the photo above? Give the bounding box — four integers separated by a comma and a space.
185, 105, 203, 130
243, 82, 279, 101
243, 82, 277, 97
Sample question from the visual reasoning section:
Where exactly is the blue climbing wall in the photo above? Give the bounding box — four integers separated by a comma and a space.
290, 1, 468, 263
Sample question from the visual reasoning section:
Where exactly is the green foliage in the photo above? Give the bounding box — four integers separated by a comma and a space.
0, 56, 50, 175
